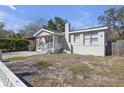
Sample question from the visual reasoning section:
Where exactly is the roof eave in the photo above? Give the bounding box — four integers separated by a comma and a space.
33, 28, 55, 37
69, 27, 108, 34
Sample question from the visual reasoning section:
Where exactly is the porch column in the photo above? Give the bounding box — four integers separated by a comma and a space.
0, 49, 2, 61
53, 35, 55, 52
36, 38, 39, 51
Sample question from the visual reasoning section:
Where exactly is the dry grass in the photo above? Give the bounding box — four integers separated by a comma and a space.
3, 56, 28, 62
36, 60, 56, 68
111, 61, 124, 80
69, 63, 91, 75
5, 54, 124, 87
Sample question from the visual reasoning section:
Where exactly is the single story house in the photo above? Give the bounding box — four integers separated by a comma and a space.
33, 23, 110, 56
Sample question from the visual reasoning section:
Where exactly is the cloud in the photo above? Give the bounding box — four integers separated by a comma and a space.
0, 11, 6, 21
70, 9, 98, 30
6, 5, 26, 14
8, 5, 16, 10
0, 10, 31, 32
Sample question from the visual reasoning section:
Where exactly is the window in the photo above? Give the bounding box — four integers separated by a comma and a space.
74, 34, 80, 43
84, 32, 98, 45
58, 36, 63, 42
91, 33, 98, 45
84, 33, 90, 45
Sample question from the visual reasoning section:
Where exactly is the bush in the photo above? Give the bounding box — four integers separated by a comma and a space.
0, 38, 29, 52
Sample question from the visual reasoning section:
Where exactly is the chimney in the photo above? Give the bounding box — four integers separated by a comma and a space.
65, 22, 70, 43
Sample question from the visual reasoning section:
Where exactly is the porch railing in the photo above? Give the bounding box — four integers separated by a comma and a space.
37, 42, 53, 50
44, 42, 53, 49
0, 60, 27, 87
38, 42, 63, 50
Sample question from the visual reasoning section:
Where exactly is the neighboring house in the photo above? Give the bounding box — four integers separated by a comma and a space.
26, 37, 36, 51
33, 23, 110, 56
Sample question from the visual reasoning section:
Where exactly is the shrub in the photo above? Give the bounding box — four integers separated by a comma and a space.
0, 38, 29, 52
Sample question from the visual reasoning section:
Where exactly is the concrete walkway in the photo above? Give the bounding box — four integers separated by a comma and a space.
3, 51, 42, 59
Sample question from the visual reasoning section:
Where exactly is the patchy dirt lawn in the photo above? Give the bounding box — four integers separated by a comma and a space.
4, 54, 124, 87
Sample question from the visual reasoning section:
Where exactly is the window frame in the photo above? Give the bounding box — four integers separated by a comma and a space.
91, 33, 98, 45
84, 33, 91, 45
83, 32, 98, 45
74, 34, 80, 43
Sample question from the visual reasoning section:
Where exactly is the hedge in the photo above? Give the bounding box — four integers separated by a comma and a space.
0, 38, 29, 52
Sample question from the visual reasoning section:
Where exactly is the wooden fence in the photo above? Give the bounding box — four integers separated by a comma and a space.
112, 40, 124, 56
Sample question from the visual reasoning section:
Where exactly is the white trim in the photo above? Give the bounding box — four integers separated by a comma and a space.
53, 35, 55, 52
69, 27, 108, 34
33, 28, 54, 37
74, 34, 80, 43
33, 28, 64, 37
34, 27, 108, 37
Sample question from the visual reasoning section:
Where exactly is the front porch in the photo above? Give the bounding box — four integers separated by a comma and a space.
33, 29, 64, 54
36, 35, 63, 54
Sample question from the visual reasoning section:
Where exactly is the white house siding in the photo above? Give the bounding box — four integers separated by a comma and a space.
35, 30, 64, 53
54, 36, 63, 50
72, 44, 105, 56
35, 31, 53, 52
69, 30, 107, 56
63, 23, 71, 53
34, 23, 109, 56
38, 31, 52, 37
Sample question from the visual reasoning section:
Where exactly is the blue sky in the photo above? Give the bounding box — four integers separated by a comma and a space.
0, 5, 123, 32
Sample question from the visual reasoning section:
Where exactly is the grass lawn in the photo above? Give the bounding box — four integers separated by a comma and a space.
4, 56, 28, 62
4, 54, 124, 87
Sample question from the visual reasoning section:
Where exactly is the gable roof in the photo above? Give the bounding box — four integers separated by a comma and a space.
33, 28, 64, 37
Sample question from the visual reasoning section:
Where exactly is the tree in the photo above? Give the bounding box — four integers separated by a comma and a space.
19, 18, 45, 37
45, 17, 67, 32
0, 22, 17, 38
98, 7, 124, 36
45, 19, 56, 30
7, 33, 24, 39
116, 7, 124, 34
0, 21, 24, 39
0, 22, 8, 38
19, 17, 67, 37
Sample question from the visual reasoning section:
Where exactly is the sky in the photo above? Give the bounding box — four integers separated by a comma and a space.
0, 5, 123, 32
